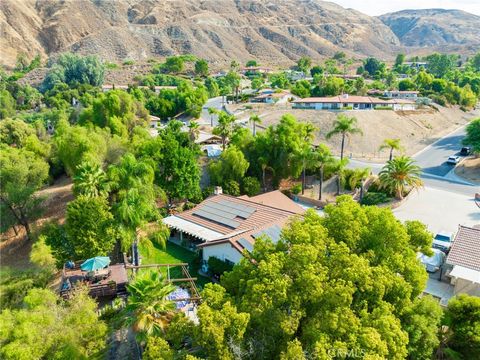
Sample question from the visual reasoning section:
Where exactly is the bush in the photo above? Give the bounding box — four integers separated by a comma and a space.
207, 257, 234, 276
122, 59, 135, 66
361, 192, 390, 205
291, 184, 302, 195
242, 177, 261, 196
223, 180, 240, 196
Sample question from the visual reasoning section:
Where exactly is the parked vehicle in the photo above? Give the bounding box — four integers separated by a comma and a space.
447, 155, 460, 165
460, 147, 471, 156
432, 231, 454, 253
418, 248, 446, 273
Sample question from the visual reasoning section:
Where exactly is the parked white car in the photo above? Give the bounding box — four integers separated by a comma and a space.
447, 156, 460, 165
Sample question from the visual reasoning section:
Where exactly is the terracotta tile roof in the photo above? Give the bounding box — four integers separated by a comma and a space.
176, 193, 299, 236
446, 225, 480, 271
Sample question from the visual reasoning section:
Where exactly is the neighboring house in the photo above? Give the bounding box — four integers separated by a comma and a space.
383, 90, 419, 100
162, 189, 304, 266
292, 95, 417, 111
446, 225, 480, 297
195, 131, 222, 145
241, 66, 273, 75
403, 62, 428, 69
251, 90, 292, 104
101, 85, 177, 93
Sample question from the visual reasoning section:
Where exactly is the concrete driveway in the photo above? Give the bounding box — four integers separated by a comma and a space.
393, 187, 480, 234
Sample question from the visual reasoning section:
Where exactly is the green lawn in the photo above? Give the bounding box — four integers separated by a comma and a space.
138, 241, 210, 288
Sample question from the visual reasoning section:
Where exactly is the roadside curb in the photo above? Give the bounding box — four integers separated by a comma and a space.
421, 172, 475, 186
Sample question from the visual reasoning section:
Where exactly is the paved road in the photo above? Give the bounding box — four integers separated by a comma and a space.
414, 126, 467, 177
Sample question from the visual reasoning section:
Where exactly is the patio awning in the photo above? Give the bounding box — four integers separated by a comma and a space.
162, 216, 223, 242
450, 265, 480, 284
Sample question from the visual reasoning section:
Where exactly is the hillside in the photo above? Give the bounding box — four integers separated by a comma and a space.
1, 0, 401, 68
379, 9, 480, 48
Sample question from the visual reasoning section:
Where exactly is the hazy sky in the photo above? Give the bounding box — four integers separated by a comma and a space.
330, 0, 480, 16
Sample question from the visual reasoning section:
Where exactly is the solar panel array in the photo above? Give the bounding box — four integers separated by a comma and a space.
193, 199, 256, 229
252, 224, 282, 244
237, 238, 254, 252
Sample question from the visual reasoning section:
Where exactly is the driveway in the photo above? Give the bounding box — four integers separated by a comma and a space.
393, 187, 480, 234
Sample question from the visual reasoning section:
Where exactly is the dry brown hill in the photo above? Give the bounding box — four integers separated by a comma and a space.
1, 0, 401, 68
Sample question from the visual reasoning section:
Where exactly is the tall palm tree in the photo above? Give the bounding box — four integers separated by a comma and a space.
258, 156, 273, 193
378, 156, 423, 200
326, 114, 363, 160
379, 138, 404, 161
213, 111, 236, 150
313, 144, 334, 200
188, 120, 200, 143
250, 114, 261, 136
73, 161, 110, 198
125, 271, 176, 342
297, 145, 317, 195
207, 107, 217, 127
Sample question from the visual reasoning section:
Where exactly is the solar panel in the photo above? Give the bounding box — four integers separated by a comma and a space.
252, 225, 282, 244
193, 209, 240, 229
201, 204, 237, 219
216, 199, 256, 219
237, 238, 253, 252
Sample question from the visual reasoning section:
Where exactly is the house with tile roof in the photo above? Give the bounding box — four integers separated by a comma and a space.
162, 189, 304, 265
446, 225, 480, 297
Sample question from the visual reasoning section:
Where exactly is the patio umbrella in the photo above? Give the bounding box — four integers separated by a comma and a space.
80, 256, 111, 271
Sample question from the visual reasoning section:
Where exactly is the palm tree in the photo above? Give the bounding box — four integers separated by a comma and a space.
379, 138, 404, 161
378, 156, 423, 200
326, 114, 363, 160
332, 158, 349, 195
250, 114, 261, 136
73, 161, 109, 198
296, 145, 317, 195
258, 156, 273, 193
188, 120, 200, 143
125, 271, 176, 342
207, 107, 217, 127
213, 111, 236, 150
313, 144, 334, 200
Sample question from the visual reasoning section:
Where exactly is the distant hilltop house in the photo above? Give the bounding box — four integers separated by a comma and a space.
368, 89, 419, 100
403, 61, 428, 69
162, 189, 304, 266
101, 84, 177, 93
251, 89, 293, 104
241, 66, 273, 75
292, 94, 417, 111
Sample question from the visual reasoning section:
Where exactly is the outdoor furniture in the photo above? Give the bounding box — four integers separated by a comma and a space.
80, 256, 111, 271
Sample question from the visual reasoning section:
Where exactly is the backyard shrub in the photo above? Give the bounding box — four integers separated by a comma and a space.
223, 180, 240, 196
291, 184, 302, 195
361, 192, 390, 205
242, 176, 261, 196
208, 257, 234, 276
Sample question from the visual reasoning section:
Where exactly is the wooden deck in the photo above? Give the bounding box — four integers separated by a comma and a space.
60, 262, 129, 299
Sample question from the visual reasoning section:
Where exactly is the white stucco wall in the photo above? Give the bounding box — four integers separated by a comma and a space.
202, 242, 244, 264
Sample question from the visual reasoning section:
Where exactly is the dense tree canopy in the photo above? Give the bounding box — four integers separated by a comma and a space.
462, 118, 480, 153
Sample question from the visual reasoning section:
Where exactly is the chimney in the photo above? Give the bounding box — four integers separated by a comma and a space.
342, 93, 349, 99
214, 186, 223, 195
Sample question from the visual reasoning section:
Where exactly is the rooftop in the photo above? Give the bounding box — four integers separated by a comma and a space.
293, 95, 416, 105
446, 225, 480, 271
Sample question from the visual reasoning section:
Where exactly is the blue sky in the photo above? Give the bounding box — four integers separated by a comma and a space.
330, 0, 480, 16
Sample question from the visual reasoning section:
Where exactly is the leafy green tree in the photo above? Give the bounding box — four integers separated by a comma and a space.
462, 118, 480, 153
291, 80, 311, 98
194, 59, 209, 77
73, 161, 110, 198
378, 156, 423, 200
242, 176, 261, 196
213, 111, 236, 149
251, 77, 264, 90
310, 65, 323, 77
223, 179, 241, 196
404, 220, 434, 256
326, 114, 363, 160
208, 145, 249, 186
224, 71, 241, 102
471, 52, 480, 72
295, 144, 317, 195
218, 197, 433, 359
246, 60, 258, 67
297, 56, 311, 74
269, 72, 290, 89
0, 146, 49, 240
332, 157, 349, 195
205, 77, 220, 98
162, 56, 185, 74
312, 76, 344, 96
363, 57, 386, 77
42, 52, 105, 91
444, 294, 480, 359
426, 53, 457, 78
0, 90, 16, 119
0, 288, 107, 359
30, 235, 56, 274
45, 196, 116, 264
0, 118, 35, 147
395, 53, 406, 67
379, 138, 404, 161
125, 271, 176, 341
312, 144, 334, 200
399, 79, 416, 91
143, 337, 174, 360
